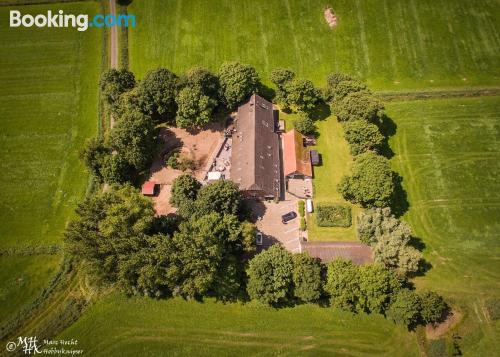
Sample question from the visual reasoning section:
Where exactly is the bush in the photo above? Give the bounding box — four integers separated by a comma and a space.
316, 204, 351, 227
165, 150, 180, 169
300, 217, 306, 231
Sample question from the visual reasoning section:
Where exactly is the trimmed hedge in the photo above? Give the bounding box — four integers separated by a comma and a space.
316, 203, 352, 227
298, 200, 305, 217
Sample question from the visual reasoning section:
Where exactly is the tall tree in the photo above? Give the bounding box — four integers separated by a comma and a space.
175, 86, 217, 128
80, 137, 110, 182
269, 68, 295, 109
337, 152, 395, 208
218, 62, 259, 109
343, 119, 384, 156
292, 253, 323, 303
100, 69, 136, 115
333, 91, 384, 123
109, 110, 157, 172
387, 289, 422, 329
195, 180, 242, 217
284, 78, 321, 113
325, 259, 360, 311
358, 264, 402, 313
246, 245, 294, 305
64, 185, 156, 284
138, 68, 179, 123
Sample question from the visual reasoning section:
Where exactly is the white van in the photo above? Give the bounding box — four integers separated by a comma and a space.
306, 199, 313, 213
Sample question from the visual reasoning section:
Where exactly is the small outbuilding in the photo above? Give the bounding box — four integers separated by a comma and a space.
142, 181, 157, 196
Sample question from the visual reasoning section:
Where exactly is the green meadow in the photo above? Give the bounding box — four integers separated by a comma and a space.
59, 293, 419, 357
129, 0, 500, 90
0, 3, 102, 322
386, 96, 500, 355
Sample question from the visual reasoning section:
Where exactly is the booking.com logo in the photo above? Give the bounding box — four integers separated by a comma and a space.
9, 10, 136, 32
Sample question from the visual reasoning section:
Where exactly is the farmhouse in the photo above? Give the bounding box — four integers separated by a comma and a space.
230, 94, 281, 200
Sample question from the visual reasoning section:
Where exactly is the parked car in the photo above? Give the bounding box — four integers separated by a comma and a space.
306, 199, 313, 213
281, 211, 297, 224
255, 231, 263, 246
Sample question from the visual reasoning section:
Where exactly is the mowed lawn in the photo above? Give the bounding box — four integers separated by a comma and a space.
0, 3, 102, 322
59, 293, 419, 357
386, 96, 500, 355
129, 0, 500, 90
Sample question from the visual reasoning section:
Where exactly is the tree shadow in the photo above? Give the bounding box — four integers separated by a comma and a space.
378, 114, 397, 159
390, 172, 410, 217
257, 83, 276, 102
308, 99, 331, 121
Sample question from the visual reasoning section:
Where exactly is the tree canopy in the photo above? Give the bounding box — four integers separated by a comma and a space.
333, 91, 384, 123
325, 259, 360, 311
387, 289, 422, 329
170, 174, 201, 205
358, 264, 402, 314
246, 244, 294, 305
284, 78, 321, 113
99, 69, 136, 115
109, 110, 157, 172
175, 86, 217, 128
357, 208, 422, 275
138, 68, 179, 123
337, 152, 395, 207
194, 180, 242, 217
218, 62, 259, 109
343, 119, 384, 156
269, 68, 295, 109
292, 253, 323, 303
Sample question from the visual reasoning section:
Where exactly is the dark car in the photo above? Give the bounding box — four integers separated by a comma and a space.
281, 211, 298, 224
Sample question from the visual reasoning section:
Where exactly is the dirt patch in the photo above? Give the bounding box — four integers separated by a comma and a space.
426, 310, 462, 340
324, 7, 338, 28
148, 122, 224, 215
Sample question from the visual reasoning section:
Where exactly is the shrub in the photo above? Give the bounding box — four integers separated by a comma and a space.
316, 204, 351, 227
165, 151, 180, 169
300, 217, 306, 231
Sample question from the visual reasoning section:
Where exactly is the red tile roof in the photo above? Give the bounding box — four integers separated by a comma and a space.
142, 181, 156, 195
283, 129, 313, 177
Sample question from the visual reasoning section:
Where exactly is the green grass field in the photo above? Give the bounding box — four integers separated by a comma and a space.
129, 0, 500, 90
386, 96, 500, 355
58, 293, 419, 357
0, 3, 102, 322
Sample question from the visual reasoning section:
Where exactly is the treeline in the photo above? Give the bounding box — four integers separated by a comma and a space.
248, 245, 447, 330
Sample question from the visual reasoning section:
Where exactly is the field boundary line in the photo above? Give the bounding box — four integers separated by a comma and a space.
375, 87, 500, 101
